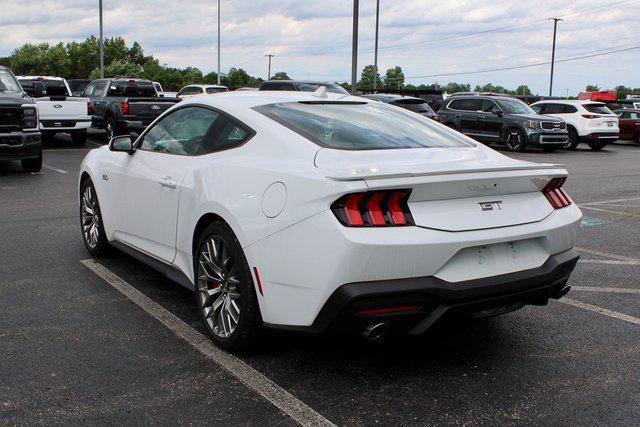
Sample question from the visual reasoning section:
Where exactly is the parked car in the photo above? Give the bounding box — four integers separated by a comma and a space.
531, 100, 619, 151
360, 94, 439, 120
578, 91, 617, 102
236, 87, 259, 91
67, 79, 91, 97
438, 94, 568, 152
614, 109, 640, 143
259, 80, 349, 95
83, 78, 180, 140
79, 91, 581, 351
17, 76, 92, 145
177, 84, 229, 99
0, 66, 42, 171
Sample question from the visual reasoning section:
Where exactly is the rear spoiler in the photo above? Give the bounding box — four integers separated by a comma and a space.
323, 163, 567, 181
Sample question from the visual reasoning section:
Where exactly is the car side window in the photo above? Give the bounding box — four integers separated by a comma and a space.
84, 83, 96, 97
542, 104, 564, 114
200, 117, 251, 153
448, 99, 482, 111
563, 105, 577, 113
139, 107, 220, 155
531, 104, 543, 114
618, 112, 628, 119
94, 81, 107, 98
481, 100, 500, 113
630, 112, 640, 119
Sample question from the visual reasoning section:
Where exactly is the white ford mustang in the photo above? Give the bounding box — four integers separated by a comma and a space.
79, 90, 582, 351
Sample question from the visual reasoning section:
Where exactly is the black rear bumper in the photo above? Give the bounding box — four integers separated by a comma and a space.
266, 249, 579, 335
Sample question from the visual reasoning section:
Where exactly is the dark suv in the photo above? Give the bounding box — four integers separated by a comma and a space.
360, 94, 439, 120
0, 66, 42, 171
438, 94, 568, 152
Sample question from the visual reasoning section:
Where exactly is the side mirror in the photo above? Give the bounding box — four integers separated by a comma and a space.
109, 135, 135, 154
492, 110, 503, 117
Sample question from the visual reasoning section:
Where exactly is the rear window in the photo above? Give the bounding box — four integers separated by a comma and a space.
254, 101, 473, 150
392, 99, 435, 114
295, 83, 349, 95
447, 98, 483, 111
109, 81, 157, 97
584, 104, 613, 114
22, 79, 70, 96
206, 87, 227, 94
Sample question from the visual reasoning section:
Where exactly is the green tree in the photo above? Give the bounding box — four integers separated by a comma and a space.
515, 85, 532, 95
358, 64, 380, 90
442, 82, 471, 94
585, 84, 600, 92
89, 60, 143, 80
383, 66, 404, 90
271, 71, 290, 80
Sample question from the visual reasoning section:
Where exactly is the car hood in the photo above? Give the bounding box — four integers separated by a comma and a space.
0, 91, 33, 106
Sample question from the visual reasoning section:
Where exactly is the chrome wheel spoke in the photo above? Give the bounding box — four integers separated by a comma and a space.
197, 234, 243, 339
81, 185, 100, 249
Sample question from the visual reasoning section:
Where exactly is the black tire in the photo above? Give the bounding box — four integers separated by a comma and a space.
105, 117, 120, 141
21, 147, 42, 172
564, 127, 580, 150
71, 130, 88, 145
588, 140, 607, 151
635, 134, 640, 144
195, 222, 261, 352
504, 128, 526, 152
80, 179, 111, 257
542, 145, 558, 152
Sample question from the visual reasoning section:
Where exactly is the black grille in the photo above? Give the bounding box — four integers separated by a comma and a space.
42, 120, 77, 128
0, 108, 23, 132
541, 121, 566, 130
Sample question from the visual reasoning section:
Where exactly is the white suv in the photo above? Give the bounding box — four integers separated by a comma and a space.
531, 100, 618, 151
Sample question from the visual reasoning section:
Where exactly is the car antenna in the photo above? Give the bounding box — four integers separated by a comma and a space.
312, 86, 328, 98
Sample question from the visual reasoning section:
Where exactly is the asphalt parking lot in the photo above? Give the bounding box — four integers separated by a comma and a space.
1, 134, 639, 425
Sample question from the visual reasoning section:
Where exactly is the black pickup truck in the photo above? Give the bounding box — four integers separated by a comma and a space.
0, 66, 42, 172
83, 78, 180, 140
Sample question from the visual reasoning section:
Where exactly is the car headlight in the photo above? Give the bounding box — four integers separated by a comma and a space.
525, 120, 540, 130
22, 106, 38, 129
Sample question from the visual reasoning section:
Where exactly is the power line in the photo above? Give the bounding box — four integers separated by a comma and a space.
405, 44, 640, 79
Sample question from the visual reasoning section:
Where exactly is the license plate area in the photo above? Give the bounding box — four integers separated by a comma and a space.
434, 238, 549, 283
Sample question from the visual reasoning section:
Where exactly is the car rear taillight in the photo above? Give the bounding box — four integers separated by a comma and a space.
120, 101, 129, 115
581, 114, 599, 119
543, 177, 572, 209
331, 190, 414, 227
87, 101, 94, 115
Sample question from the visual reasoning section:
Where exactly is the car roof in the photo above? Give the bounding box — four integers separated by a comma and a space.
109, 78, 153, 83
262, 80, 340, 86
16, 75, 66, 81
184, 84, 228, 89
532, 99, 604, 105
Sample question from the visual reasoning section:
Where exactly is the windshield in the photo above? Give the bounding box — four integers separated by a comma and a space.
109, 81, 157, 97
393, 99, 435, 115
296, 83, 349, 95
206, 87, 227, 94
254, 101, 473, 150
0, 69, 22, 92
31, 79, 70, 96
496, 98, 535, 115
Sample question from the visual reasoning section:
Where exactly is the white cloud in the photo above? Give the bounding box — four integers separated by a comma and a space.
1, 0, 639, 94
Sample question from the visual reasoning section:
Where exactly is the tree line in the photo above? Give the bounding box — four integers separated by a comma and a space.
1, 37, 639, 97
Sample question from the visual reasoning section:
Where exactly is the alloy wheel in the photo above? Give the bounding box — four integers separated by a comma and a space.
506, 130, 524, 151
81, 184, 101, 248
197, 236, 242, 339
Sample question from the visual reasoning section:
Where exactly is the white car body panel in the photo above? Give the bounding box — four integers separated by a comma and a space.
80, 91, 582, 328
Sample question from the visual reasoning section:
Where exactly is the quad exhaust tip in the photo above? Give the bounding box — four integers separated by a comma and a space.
361, 322, 388, 341
553, 285, 571, 299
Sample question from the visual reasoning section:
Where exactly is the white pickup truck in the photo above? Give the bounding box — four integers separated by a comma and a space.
17, 76, 91, 145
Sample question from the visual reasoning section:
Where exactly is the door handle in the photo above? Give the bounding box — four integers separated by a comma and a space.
456, 114, 462, 118
158, 176, 177, 189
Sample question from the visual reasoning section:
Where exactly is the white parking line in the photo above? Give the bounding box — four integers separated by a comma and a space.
578, 259, 640, 266
579, 205, 640, 219
558, 298, 640, 326
572, 286, 640, 294
580, 196, 640, 206
80, 259, 334, 427
575, 247, 640, 264
43, 164, 68, 174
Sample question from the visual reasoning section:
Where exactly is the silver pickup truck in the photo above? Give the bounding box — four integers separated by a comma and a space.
18, 76, 91, 145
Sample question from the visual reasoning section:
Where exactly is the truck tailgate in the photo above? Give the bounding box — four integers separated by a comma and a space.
37, 97, 89, 121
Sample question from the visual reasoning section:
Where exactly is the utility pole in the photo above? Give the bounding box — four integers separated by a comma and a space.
548, 17, 562, 97
217, 0, 221, 85
99, 0, 104, 78
265, 54, 274, 80
373, 0, 380, 91
351, 0, 359, 94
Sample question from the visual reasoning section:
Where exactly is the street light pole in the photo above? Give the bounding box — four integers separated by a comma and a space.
217, 0, 221, 85
351, 0, 359, 94
373, 0, 380, 91
548, 17, 562, 97
265, 54, 274, 80
99, 0, 104, 78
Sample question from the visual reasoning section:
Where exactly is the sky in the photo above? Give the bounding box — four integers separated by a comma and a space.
1, 0, 639, 95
